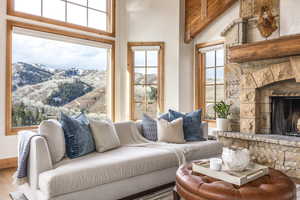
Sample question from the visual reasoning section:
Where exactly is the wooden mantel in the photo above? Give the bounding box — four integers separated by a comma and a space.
228, 34, 300, 63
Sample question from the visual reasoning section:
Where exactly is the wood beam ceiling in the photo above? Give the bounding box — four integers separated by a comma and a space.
185, 0, 238, 43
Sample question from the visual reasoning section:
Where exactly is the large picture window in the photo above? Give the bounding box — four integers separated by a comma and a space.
6, 21, 115, 135
7, 0, 115, 36
128, 42, 164, 120
195, 42, 225, 121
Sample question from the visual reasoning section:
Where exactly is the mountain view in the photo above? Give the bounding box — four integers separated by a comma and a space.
12, 62, 159, 127
11, 31, 112, 128
12, 62, 108, 127
11, 32, 160, 127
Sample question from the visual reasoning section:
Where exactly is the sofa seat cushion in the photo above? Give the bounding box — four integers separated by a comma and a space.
38, 146, 179, 198
181, 140, 223, 161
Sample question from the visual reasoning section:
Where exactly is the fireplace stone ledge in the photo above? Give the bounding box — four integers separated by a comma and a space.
217, 131, 300, 148
217, 131, 300, 178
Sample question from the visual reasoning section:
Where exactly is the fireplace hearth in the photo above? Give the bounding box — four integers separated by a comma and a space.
271, 97, 300, 137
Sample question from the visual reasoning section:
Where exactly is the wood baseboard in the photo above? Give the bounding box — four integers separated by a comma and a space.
0, 157, 17, 169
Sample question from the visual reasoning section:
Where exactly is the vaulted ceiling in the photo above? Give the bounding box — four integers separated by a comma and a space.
185, 0, 238, 43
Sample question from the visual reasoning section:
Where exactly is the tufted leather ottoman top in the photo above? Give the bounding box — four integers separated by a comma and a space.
176, 163, 297, 200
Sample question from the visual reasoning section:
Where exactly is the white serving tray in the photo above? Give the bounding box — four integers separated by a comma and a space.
192, 160, 269, 186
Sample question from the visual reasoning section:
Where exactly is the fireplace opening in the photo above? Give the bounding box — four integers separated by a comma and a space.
271, 97, 300, 137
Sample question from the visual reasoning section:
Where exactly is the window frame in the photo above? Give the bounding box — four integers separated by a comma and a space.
128, 42, 165, 120
5, 20, 116, 135
194, 40, 225, 123
7, 0, 116, 37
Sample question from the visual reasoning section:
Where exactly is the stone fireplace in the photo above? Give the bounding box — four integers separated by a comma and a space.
217, 0, 300, 179
239, 57, 300, 135
218, 56, 300, 179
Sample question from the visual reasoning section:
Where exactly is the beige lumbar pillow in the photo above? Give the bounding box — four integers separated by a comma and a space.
39, 119, 66, 164
157, 118, 185, 144
89, 119, 121, 152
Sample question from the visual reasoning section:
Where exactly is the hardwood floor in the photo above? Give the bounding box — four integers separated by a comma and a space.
0, 168, 17, 200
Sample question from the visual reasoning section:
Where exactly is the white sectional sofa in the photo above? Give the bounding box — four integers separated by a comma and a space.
21, 121, 222, 200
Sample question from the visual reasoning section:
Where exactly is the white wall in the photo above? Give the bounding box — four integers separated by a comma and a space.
117, 0, 182, 120
0, 0, 18, 159
280, 0, 300, 36
194, 2, 239, 44
179, 0, 194, 113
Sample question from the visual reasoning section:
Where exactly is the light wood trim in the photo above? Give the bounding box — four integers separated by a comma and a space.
0, 157, 17, 169
7, 0, 116, 37
7, 20, 114, 45
111, 42, 116, 122
200, 0, 208, 19
5, 20, 116, 135
196, 40, 225, 49
228, 33, 300, 63
127, 42, 165, 120
6, 21, 13, 136
194, 52, 205, 110
127, 45, 134, 120
194, 40, 224, 120
159, 44, 165, 113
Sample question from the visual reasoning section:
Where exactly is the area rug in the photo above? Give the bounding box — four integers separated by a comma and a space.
9, 192, 28, 200
9, 185, 300, 200
9, 188, 174, 200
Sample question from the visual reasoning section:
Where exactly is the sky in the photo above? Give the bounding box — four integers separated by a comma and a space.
13, 33, 109, 70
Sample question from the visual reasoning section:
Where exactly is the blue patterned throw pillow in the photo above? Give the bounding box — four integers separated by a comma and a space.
169, 109, 204, 141
75, 113, 90, 125
60, 113, 95, 159
141, 113, 169, 141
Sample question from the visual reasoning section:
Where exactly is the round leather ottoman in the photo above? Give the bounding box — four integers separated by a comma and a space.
175, 163, 296, 200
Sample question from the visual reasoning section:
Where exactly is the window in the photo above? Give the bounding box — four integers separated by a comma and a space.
8, 0, 115, 36
195, 42, 225, 120
128, 42, 164, 120
6, 21, 115, 135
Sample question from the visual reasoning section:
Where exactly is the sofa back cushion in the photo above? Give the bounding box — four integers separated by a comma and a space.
141, 113, 169, 141
141, 114, 157, 141
60, 113, 95, 159
89, 119, 121, 152
157, 118, 185, 144
114, 121, 145, 145
135, 120, 143, 135
39, 120, 65, 163
169, 109, 204, 141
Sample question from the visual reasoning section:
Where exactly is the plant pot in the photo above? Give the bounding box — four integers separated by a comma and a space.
216, 118, 230, 131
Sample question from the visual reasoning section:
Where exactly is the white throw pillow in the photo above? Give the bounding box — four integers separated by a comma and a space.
89, 119, 121, 153
157, 118, 185, 144
39, 120, 66, 164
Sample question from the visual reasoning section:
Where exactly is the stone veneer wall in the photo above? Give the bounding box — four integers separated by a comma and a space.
218, 132, 300, 179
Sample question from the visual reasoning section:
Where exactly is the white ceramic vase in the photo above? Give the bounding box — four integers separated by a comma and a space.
222, 147, 250, 172
216, 118, 230, 131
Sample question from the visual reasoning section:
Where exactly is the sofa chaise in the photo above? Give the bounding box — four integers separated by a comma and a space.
20, 121, 222, 200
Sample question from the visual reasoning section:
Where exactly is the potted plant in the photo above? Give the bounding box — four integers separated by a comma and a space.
213, 101, 231, 131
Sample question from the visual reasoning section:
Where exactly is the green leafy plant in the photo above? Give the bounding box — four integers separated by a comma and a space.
213, 101, 231, 119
